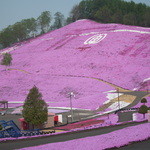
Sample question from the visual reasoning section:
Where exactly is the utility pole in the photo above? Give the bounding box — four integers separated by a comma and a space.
68, 92, 75, 122
117, 88, 120, 110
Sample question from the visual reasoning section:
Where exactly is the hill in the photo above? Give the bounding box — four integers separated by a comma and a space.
0, 19, 150, 111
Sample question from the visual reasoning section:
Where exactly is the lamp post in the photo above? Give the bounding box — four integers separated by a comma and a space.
117, 88, 120, 110
68, 92, 75, 122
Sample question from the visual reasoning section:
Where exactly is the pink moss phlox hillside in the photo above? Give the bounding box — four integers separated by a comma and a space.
0, 19, 150, 110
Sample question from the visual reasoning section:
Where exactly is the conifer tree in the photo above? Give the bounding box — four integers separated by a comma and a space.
22, 86, 48, 129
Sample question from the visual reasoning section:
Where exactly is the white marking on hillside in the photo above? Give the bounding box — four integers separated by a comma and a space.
133, 88, 138, 91
0, 46, 18, 55
41, 37, 54, 41
113, 29, 150, 34
65, 32, 100, 38
79, 32, 99, 36
103, 90, 116, 93
108, 101, 129, 110
70, 35, 77, 37
48, 107, 91, 111
143, 77, 150, 82
103, 90, 123, 104
133, 77, 150, 91
84, 34, 107, 44
75, 19, 89, 22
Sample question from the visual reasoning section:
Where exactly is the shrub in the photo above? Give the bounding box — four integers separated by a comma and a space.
138, 105, 148, 118
141, 98, 147, 104
1, 53, 12, 66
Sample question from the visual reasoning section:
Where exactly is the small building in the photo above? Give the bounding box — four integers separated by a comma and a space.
19, 118, 30, 130
0, 101, 8, 109
44, 112, 55, 128
47, 108, 70, 125
117, 110, 137, 122
19, 112, 65, 129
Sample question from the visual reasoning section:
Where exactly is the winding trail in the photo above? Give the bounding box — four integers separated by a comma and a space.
7, 68, 31, 74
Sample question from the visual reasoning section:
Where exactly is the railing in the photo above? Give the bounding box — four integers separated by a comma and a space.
0, 120, 56, 138
115, 108, 139, 114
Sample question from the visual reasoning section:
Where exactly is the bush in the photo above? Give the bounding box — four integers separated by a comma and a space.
1, 53, 12, 66
141, 98, 147, 104
138, 105, 148, 118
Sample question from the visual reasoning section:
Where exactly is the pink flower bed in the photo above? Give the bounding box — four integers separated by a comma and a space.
19, 123, 150, 150
55, 118, 104, 130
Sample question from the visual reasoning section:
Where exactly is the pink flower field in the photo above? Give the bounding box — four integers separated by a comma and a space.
0, 19, 150, 111
19, 123, 150, 150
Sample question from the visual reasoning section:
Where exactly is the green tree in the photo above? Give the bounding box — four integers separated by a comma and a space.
141, 98, 147, 105
0, 18, 37, 48
95, 6, 112, 23
52, 12, 65, 30
79, 0, 95, 19
0, 26, 16, 47
142, 9, 150, 27
21, 18, 37, 37
123, 13, 137, 25
67, 0, 150, 27
70, 4, 81, 22
111, 10, 123, 24
12, 22, 27, 41
22, 86, 48, 129
65, 17, 73, 25
0, 43, 3, 50
138, 104, 148, 118
37, 11, 52, 33
1, 53, 12, 66
13, 22, 26, 40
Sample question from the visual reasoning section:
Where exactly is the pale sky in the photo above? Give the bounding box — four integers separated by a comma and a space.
0, 0, 149, 30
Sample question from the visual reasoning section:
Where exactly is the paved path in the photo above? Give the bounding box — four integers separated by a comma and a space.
0, 121, 147, 150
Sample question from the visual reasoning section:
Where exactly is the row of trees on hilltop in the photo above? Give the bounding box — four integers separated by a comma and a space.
67, 0, 150, 27
0, 11, 65, 48
1, 0, 150, 49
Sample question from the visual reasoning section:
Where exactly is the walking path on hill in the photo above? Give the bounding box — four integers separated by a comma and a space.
0, 121, 147, 150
